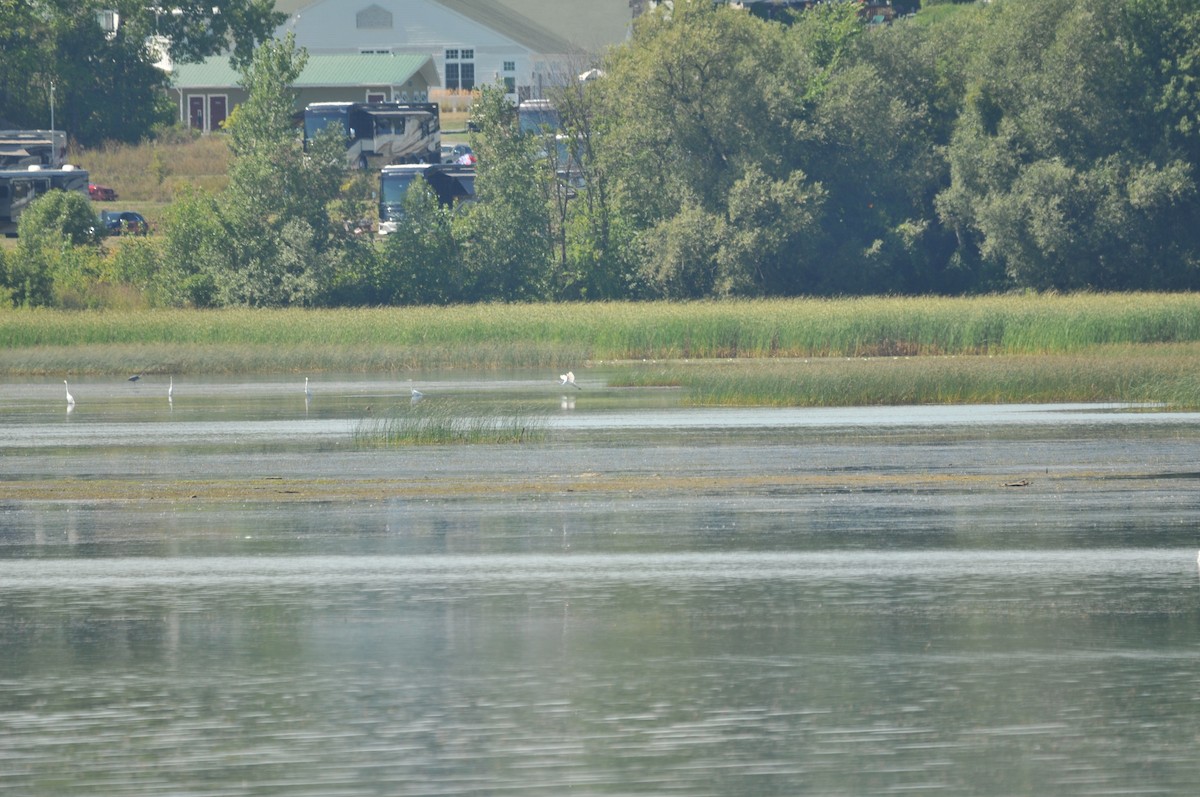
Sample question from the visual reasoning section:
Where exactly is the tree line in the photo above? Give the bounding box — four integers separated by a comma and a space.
2, 0, 1198, 308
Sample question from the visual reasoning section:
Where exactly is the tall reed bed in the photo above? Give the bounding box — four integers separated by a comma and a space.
616, 346, 1200, 407
353, 399, 548, 446
3, 294, 1200, 373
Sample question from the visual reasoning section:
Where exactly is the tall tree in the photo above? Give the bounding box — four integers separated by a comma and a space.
0, 1, 284, 145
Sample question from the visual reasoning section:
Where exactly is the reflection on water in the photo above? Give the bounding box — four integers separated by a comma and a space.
3, 375, 1200, 795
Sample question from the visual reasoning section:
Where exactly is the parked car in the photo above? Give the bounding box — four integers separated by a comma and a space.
101, 210, 149, 236
88, 183, 118, 201
441, 143, 476, 165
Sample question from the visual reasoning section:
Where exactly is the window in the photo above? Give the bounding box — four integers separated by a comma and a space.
445, 49, 459, 60
461, 49, 474, 59
503, 61, 515, 72
504, 76, 516, 93
445, 63, 460, 90
459, 63, 475, 91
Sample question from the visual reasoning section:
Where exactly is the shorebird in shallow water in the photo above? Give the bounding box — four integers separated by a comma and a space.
559, 371, 581, 390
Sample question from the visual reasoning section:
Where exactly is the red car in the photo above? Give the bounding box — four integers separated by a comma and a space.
89, 183, 118, 201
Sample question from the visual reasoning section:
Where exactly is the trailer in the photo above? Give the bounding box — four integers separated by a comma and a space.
377, 164, 475, 235
304, 102, 441, 170
0, 130, 68, 169
0, 164, 89, 237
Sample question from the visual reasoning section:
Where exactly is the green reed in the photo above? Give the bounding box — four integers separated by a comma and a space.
353, 399, 549, 446
3, 294, 1200, 374
615, 346, 1200, 407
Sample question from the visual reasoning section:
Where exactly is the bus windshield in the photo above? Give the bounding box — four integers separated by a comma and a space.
380, 172, 419, 205
513, 108, 554, 134
304, 109, 350, 142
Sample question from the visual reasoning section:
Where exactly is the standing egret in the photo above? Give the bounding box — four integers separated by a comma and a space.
559, 371, 581, 389
64, 380, 75, 408
168, 376, 174, 402
304, 377, 312, 399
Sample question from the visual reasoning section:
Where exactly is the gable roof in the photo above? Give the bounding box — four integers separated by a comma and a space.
172, 52, 440, 89
274, 0, 585, 54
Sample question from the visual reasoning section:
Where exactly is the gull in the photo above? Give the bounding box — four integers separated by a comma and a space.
558, 371, 581, 390
64, 380, 75, 408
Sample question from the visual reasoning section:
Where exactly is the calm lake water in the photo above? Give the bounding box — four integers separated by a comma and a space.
2, 373, 1200, 796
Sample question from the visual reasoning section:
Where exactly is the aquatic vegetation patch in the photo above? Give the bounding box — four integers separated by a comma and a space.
4, 294, 1200, 375
353, 398, 549, 446
614, 347, 1200, 408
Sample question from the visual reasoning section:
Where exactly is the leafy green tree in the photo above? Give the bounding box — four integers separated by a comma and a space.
939, 0, 1200, 291
374, 181, 463, 305
456, 84, 554, 301
169, 32, 350, 304
0, 1, 284, 145
3, 189, 102, 306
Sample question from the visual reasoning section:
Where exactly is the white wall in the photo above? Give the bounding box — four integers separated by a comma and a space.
281, 1, 562, 98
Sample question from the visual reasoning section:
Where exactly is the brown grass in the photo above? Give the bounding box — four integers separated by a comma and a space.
67, 130, 231, 227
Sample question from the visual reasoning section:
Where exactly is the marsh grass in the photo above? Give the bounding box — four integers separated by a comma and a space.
5, 295, 1200, 414
616, 345, 1200, 407
353, 398, 549, 446
4, 294, 1200, 366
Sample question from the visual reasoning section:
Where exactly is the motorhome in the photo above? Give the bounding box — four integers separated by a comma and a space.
377, 164, 475, 235
0, 130, 68, 169
304, 102, 441, 170
0, 164, 89, 237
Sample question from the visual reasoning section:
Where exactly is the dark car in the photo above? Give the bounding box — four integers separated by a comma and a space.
101, 210, 149, 236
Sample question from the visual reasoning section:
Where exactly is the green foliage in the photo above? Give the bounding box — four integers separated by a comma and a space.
940, 0, 1200, 291
376, 181, 462, 304
456, 84, 554, 301
0, 1, 283, 146
162, 34, 351, 307
1, 191, 102, 307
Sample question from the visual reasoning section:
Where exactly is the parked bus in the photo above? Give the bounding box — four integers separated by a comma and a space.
516, 99, 560, 135
303, 102, 441, 170
0, 164, 89, 237
377, 163, 475, 235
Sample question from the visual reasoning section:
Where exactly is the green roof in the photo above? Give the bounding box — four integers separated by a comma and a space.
173, 52, 437, 89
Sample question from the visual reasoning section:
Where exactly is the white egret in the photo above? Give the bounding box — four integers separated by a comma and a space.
559, 371, 581, 390
304, 377, 312, 399
168, 376, 174, 401
64, 380, 75, 407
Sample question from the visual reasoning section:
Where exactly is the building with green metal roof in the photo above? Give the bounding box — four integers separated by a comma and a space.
171, 53, 439, 132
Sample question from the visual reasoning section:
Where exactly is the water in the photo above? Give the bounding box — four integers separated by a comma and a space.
2, 373, 1199, 795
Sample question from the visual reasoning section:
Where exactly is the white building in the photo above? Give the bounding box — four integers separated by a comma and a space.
274, 0, 630, 101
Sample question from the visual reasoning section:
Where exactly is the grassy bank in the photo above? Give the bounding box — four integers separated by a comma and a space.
3, 295, 1199, 407
3, 294, 1200, 357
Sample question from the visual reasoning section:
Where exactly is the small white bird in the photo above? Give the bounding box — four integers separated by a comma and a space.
64, 380, 75, 408
411, 387, 423, 399
168, 376, 174, 401
304, 377, 312, 399
559, 371, 581, 389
